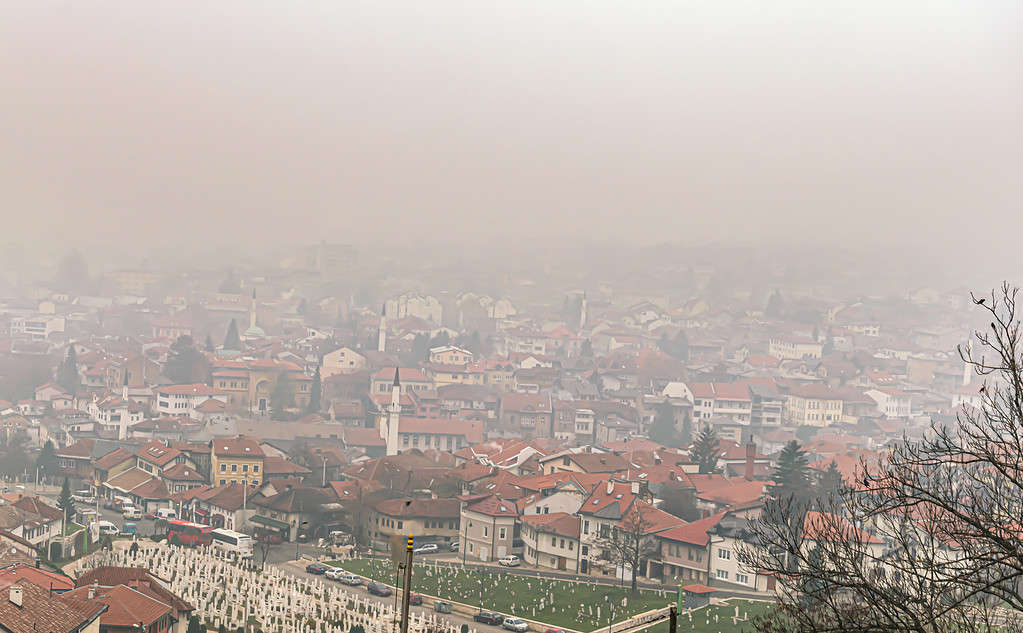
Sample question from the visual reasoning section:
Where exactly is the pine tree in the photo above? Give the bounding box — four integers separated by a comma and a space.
649, 402, 679, 447
307, 366, 322, 414
204, 334, 215, 352
770, 440, 812, 501
691, 426, 720, 474
36, 440, 58, 480
765, 289, 785, 318
680, 415, 693, 446
223, 319, 241, 351
187, 616, 203, 633
817, 459, 845, 502
165, 336, 208, 384
270, 372, 295, 420
580, 339, 594, 357
56, 345, 79, 396
56, 476, 74, 525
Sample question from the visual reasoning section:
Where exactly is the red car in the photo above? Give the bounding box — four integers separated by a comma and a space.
409, 593, 423, 606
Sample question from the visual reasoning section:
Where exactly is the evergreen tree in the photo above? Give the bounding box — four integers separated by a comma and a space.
765, 289, 785, 318
770, 440, 812, 501
165, 335, 208, 383
270, 372, 295, 420
307, 366, 322, 414
186, 616, 203, 633
817, 459, 845, 503
580, 339, 594, 357
673, 330, 689, 361
350, 626, 366, 633
56, 476, 74, 523
410, 334, 430, 363
680, 415, 693, 446
204, 334, 215, 352
223, 319, 241, 351
36, 440, 58, 480
56, 345, 79, 396
691, 426, 720, 474
649, 402, 679, 447
0, 430, 31, 479
469, 331, 483, 357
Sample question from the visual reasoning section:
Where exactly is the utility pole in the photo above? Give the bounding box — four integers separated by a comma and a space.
668, 604, 677, 633
399, 533, 414, 633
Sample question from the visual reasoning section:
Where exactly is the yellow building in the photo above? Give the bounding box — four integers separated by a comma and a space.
426, 364, 486, 387
210, 437, 265, 487
784, 385, 844, 427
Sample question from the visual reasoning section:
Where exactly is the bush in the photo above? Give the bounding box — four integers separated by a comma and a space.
350, 626, 366, 633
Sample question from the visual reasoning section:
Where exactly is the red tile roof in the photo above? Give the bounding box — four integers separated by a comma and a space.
0, 580, 105, 633
521, 512, 581, 539
579, 480, 639, 517
657, 512, 727, 546
803, 511, 883, 544
372, 367, 430, 382
465, 494, 518, 517
373, 498, 460, 518
64, 584, 171, 627
211, 437, 264, 458
343, 427, 386, 447
0, 564, 73, 592
136, 441, 181, 467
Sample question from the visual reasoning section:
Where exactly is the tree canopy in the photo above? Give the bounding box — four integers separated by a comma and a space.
769, 440, 812, 502
690, 425, 720, 474
56, 345, 79, 396
165, 335, 209, 384
307, 365, 322, 414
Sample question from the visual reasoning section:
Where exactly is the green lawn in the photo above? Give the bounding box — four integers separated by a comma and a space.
63, 522, 84, 535
632, 600, 773, 633
329, 558, 772, 632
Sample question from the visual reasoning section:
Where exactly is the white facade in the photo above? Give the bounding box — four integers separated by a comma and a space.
10, 315, 65, 340
385, 293, 443, 324
321, 347, 366, 377
865, 390, 912, 418
155, 386, 228, 417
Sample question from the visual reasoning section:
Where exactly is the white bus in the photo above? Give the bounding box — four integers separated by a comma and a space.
209, 528, 254, 558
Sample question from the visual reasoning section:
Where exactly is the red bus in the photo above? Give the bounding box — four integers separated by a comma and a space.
166, 520, 213, 546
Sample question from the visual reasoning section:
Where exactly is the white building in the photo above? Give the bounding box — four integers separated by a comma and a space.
865, 388, 912, 418
385, 292, 443, 324
154, 384, 228, 417
10, 315, 65, 340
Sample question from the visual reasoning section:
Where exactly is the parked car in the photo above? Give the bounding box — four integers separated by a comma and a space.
96, 521, 119, 536
545, 629, 567, 633
366, 582, 392, 597
448, 541, 459, 551
434, 601, 453, 614
503, 618, 529, 632
408, 593, 423, 606
72, 491, 94, 504
413, 543, 439, 554
305, 562, 330, 575
120, 522, 138, 537
156, 508, 177, 520
474, 611, 504, 625
498, 555, 520, 567
339, 574, 363, 586
122, 506, 143, 520
324, 568, 346, 581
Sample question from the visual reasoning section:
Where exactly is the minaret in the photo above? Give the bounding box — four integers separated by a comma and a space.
386, 368, 401, 456
377, 304, 387, 353
249, 289, 258, 332
119, 372, 130, 441
579, 292, 587, 330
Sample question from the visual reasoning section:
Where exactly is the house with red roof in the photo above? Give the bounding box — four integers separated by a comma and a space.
521, 512, 582, 572
63, 583, 175, 633
366, 497, 461, 550
154, 384, 227, 418
369, 368, 432, 396
657, 512, 727, 585
459, 494, 518, 563
0, 579, 105, 633
497, 394, 554, 438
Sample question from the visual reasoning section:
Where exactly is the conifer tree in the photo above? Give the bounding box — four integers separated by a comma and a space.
223, 319, 241, 351
690, 425, 720, 474
307, 365, 322, 414
769, 440, 812, 501
56, 345, 79, 395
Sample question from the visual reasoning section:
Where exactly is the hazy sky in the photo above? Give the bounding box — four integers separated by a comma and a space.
2, 1, 1020, 258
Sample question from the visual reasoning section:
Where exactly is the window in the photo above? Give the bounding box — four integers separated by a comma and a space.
397, 521, 403, 530
735, 573, 749, 584
220, 464, 226, 472
552, 536, 557, 546
483, 527, 488, 537
687, 549, 694, 561
718, 549, 731, 560
253, 465, 259, 473
243, 464, 249, 472
499, 527, 506, 540
220, 479, 226, 485
583, 520, 589, 534
716, 569, 729, 580
581, 545, 588, 556
568, 541, 573, 550
231, 464, 238, 472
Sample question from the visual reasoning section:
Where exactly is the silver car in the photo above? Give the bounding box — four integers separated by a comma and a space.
503, 618, 529, 632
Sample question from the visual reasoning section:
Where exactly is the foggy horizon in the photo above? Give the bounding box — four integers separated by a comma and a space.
3, 0, 1020, 267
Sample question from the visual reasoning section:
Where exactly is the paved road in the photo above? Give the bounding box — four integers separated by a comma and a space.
273, 558, 493, 633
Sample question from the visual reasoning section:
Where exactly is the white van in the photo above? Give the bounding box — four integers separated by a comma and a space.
97, 521, 119, 536
155, 508, 177, 520
122, 506, 143, 520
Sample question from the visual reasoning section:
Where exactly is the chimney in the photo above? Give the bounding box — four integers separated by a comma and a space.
605, 480, 614, 495
88, 581, 98, 600
9, 585, 22, 607
630, 481, 639, 495
744, 436, 756, 481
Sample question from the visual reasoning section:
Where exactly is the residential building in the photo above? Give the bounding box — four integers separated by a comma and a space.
521, 513, 582, 572
321, 347, 367, 378
365, 498, 460, 550
154, 384, 227, 418
0, 580, 105, 633
784, 384, 845, 426
865, 388, 912, 418
497, 394, 553, 438
768, 336, 822, 360
428, 346, 473, 366
210, 437, 265, 487
459, 494, 518, 562
369, 368, 433, 396
657, 512, 725, 585
539, 451, 629, 476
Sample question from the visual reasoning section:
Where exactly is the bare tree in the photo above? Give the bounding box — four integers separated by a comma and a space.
742, 284, 1023, 633
594, 503, 661, 593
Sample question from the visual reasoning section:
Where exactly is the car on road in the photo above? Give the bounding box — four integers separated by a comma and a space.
122, 506, 143, 520
544, 628, 566, 633
325, 568, 347, 581
434, 600, 452, 614
339, 574, 363, 586
366, 582, 392, 597
305, 562, 330, 575
474, 611, 504, 625
413, 543, 439, 554
503, 617, 529, 632
96, 521, 119, 536
408, 593, 423, 606
72, 491, 95, 504
498, 555, 520, 567
449, 541, 459, 551
120, 522, 138, 537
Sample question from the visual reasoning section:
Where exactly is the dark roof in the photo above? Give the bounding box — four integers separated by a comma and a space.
252, 487, 332, 513
372, 498, 460, 519
0, 580, 105, 633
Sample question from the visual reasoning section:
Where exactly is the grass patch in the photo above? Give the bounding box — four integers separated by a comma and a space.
63, 522, 84, 535
330, 558, 770, 632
